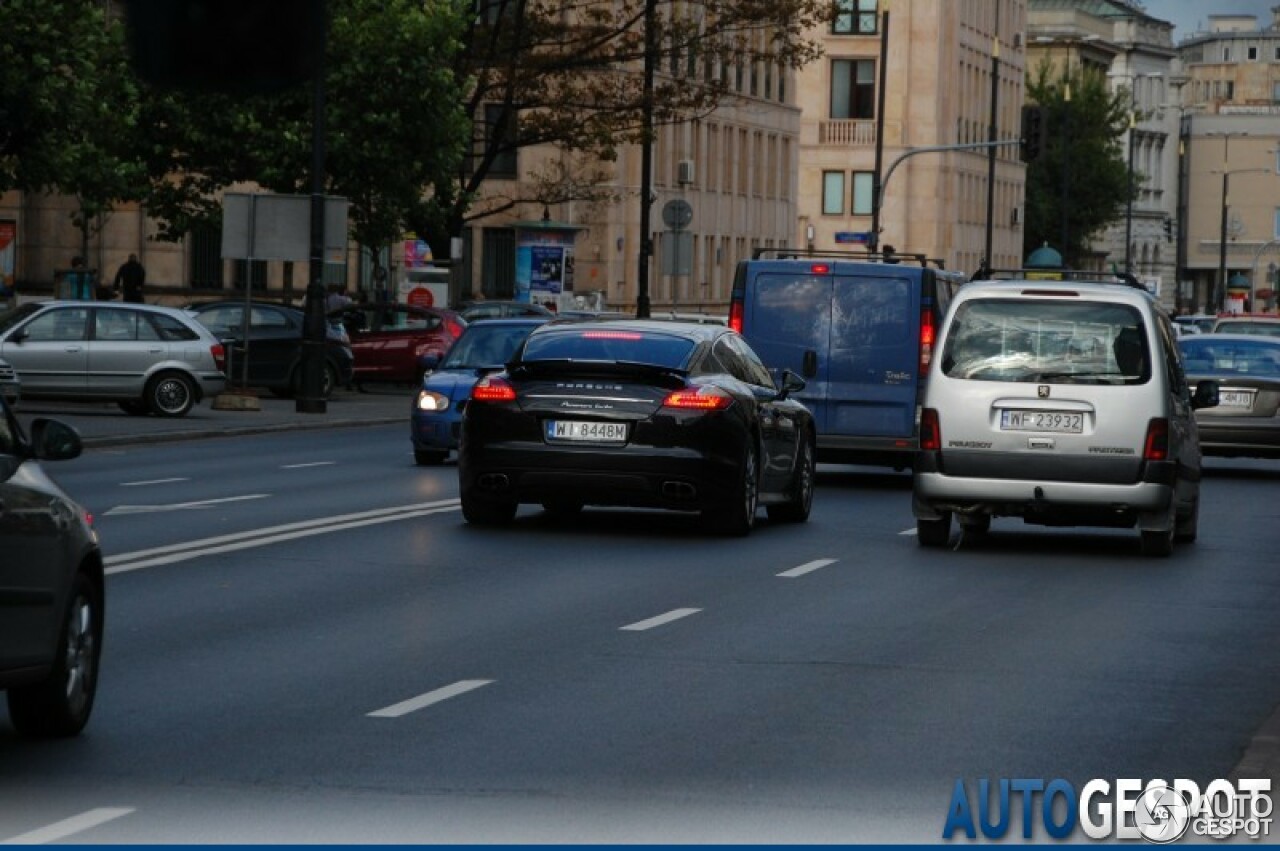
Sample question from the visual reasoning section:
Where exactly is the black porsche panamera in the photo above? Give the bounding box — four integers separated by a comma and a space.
457, 320, 816, 535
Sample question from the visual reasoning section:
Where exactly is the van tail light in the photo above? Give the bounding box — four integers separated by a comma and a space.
663, 386, 733, 410
211, 343, 226, 373
728, 298, 744, 333
1143, 418, 1169, 461
920, 407, 942, 451
919, 309, 935, 373
471, 376, 517, 402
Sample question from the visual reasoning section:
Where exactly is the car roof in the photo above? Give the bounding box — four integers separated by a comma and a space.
460, 317, 551, 329
953, 278, 1158, 307
1180, 332, 1280, 344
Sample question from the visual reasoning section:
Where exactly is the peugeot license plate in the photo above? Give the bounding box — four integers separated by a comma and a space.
546, 420, 628, 443
1000, 410, 1084, 433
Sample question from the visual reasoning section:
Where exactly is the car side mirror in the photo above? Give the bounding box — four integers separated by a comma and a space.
30, 418, 82, 461
776, 368, 806, 400
1191, 379, 1220, 410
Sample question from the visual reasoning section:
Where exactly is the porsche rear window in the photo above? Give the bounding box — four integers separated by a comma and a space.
521, 330, 695, 369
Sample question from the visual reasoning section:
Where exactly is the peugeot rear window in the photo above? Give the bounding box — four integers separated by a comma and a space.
521, 329, 695, 369
940, 300, 1150, 385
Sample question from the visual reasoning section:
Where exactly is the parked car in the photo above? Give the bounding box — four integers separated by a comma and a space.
329, 302, 466, 385
0, 301, 227, 417
1209, 314, 1280, 337
457, 320, 816, 535
0, 392, 104, 737
184, 300, 353, 398
458, 300, 554, 322
912, 273, 1219, 557
411, 317, 550, 465
0, 356, 19, 404
1178, 333, 1280, 458
730, 249, 964, 470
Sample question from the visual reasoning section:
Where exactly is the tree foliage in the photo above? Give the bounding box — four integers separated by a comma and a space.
0, 0, 148, 252
1023, 59, 1134, 268
420, 0, 833, 255
139, 0, 470, 271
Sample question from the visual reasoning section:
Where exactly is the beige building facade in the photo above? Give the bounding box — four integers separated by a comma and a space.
795, 0, 1028, 275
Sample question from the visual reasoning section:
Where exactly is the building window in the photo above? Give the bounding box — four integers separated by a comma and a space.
1222, 47, 1231, 62
1248, 46, 1259, 61
852, 171, 874, 215
822, 171, 845, 215
479, 103, 517, 179
1275, 208, 1280, 240
830, 59, 876, 119
833, 0, 877, 35
1273, 81, 1280, 104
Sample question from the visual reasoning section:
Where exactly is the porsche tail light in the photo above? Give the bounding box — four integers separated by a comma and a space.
663, 386, 732, 410
471, 376, 516, 402
920, 408, 941, 451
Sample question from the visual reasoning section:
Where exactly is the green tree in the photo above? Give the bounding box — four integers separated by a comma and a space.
419, 0, 833, 257
0, 0, 148, 260
1023, 59, 1134, 268
138, 0, 469, 282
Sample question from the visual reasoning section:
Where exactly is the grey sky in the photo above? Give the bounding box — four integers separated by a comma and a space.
1139, 0, 1278, 41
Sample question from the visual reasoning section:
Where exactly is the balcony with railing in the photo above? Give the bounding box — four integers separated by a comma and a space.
818, 119, 878, 146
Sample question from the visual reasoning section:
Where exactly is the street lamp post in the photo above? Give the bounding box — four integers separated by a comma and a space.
1209, 131, 1247, 311
1122, 73, 1160, 277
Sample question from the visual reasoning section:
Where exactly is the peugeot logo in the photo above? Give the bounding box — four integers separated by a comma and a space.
1038, 385, 1050, 398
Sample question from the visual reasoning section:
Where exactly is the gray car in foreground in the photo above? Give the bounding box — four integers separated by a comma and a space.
0, 301, 227, 416
0, 392, 103, 737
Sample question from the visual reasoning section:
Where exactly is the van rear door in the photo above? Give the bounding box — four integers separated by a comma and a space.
742, 269, 832, 432
827, 270, 921, 441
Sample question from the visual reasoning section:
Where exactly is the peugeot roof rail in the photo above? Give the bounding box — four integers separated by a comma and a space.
973, 268, 1149, 290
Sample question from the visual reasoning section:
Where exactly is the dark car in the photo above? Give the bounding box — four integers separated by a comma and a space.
458, 300, 554, 322
1179, 333, 1280, 458
185, 300, 354, 398
330, 302, 466, 385
411, 317, 549, 465
457, 320, 816, 535
0, 393, 104, 737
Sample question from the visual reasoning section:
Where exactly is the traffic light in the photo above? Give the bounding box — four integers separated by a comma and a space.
1020, 105, 1047, 163
1163, 218, 1174, 242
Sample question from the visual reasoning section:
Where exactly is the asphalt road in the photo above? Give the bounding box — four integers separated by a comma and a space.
2, 421, 1279, 843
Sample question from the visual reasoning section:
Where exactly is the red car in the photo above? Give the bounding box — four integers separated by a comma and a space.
329, 303, 466, 385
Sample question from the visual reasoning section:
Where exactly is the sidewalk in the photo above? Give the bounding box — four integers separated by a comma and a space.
14, 385, 410, 448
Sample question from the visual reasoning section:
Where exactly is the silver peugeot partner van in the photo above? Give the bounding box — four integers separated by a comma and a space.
912, 273, 1219, 557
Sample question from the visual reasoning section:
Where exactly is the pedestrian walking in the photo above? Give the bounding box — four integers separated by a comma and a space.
113, 253, 146, 303
65, 257, 93, 301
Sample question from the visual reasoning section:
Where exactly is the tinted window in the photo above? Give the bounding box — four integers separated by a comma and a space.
443, 324, 538, 368
750, 273, 829, 353
1179, 338, 1280, 377
522, 329, 695, 369
724, 334, 774, 387
149, 313, 199, 342
1212, 320, 1280, 337
941, 300, 1149, 385
21, 308, 89, 342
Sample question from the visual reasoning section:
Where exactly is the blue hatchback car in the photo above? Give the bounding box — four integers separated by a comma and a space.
410, 318, 550, 465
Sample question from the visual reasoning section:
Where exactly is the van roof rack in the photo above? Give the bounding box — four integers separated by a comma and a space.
976, 268, 1149, 290
751, 247, 948, 269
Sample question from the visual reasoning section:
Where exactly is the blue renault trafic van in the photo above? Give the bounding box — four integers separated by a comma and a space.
730, 249, 962, 470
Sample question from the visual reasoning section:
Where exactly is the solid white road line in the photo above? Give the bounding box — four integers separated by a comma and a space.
368, 680, 495, 718
1, 807, 135, 845
119, 477, 189, 487
105, 498, 461, 575
103, 494, 271, 516
619, 608, 702, 632
280, 461, 336, 469
776, 558, 837, 578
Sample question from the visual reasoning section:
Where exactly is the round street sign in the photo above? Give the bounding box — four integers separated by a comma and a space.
662, 199, 693, 230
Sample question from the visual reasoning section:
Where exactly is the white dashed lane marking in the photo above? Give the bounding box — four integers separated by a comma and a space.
620, 608, 702, 632
776, 558, 837, 578
1, 807, 135, 845
368, 680, 495, 718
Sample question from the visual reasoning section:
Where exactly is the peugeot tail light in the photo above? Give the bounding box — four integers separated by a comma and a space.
1143, 418, 1169, 461
920, 408, 942, 451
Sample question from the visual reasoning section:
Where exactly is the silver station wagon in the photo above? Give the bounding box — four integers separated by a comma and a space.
912, 274, 1219, 557
0, 301, 227, 417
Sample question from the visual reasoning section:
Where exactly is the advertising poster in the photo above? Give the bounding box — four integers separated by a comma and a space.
514, 245, 533, 303
402, 236, 432, 269
0, 221, 15, 296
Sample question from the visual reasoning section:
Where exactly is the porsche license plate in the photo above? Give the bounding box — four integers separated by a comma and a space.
546, 420, 628, 443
